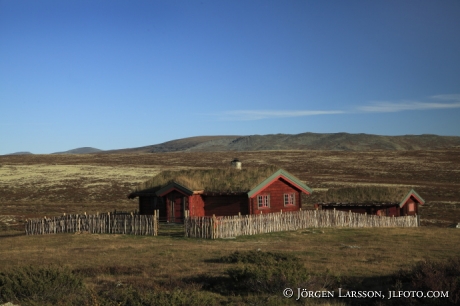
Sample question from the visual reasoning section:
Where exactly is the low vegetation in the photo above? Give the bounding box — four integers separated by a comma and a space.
222, 251, 314, 294
133, 165, 279, 194
0, 266, 87, 305
1, 149, 459, 304
311, 186, 417, 204
392, 257, 460, 305
1, 227, 459, 305
1, 150, 460, 223
1, 246, 459, 305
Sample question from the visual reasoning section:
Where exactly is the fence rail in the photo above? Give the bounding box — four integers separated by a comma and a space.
25, 211, 159, 236
184, 209, 419, 239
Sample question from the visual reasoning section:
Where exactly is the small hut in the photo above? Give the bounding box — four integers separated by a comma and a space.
314, 186, 425, 216
128, 165, 312, 222
230, 158, 242, 169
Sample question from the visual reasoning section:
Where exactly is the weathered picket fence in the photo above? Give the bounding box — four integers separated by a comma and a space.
25, 210, 159, 236
184, 209, 419, 239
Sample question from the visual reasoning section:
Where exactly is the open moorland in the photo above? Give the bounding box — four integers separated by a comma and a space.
1, 150, 460, 305
1, 149, 460, 226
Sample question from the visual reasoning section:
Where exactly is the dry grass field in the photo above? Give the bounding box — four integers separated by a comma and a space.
1, 150, 459, 305
1, 150, 460, 226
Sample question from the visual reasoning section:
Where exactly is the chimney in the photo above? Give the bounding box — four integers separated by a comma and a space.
231, 158, 242, 170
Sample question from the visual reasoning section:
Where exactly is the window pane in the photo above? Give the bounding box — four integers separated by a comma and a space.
408, 203, 415, 212
284, 193, 295, 205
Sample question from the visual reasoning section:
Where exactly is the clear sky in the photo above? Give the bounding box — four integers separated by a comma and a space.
1, 0, 459, 154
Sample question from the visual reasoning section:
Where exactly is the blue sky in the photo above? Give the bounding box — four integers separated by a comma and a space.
1, 0, 459, 154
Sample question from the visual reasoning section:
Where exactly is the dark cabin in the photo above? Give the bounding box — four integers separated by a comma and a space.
128, 165, 312, 223
314, 187, 425, 217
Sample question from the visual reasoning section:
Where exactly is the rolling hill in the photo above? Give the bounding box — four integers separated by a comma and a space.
104, 132, 460, 153
4, 151, 34, 155
52, 147, 103, 154
8, 133, 460, 155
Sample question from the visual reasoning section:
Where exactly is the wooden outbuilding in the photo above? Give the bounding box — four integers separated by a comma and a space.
314, 187, 425, 217
128, 166, 312, 223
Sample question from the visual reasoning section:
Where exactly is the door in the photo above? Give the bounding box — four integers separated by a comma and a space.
168, 192, 184, 223
173, 195, 183, 223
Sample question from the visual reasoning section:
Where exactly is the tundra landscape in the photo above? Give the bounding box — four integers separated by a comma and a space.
1, 149, 460, 305
3, 0, 460, 304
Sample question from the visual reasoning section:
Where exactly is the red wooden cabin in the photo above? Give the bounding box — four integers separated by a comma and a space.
314, 187, 425, 217
128, 166, 312, 223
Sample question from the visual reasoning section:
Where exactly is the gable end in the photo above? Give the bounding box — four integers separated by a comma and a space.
248, 169, 312, 198
155, 182, 194, 197
399, 189, 425, 208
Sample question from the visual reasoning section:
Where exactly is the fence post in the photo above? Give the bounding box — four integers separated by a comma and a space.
152, 210, 156, 236
24, 209, 419, 237
156, 209, 159, 235
211, 214, 216, 239
333, 208, 336, 227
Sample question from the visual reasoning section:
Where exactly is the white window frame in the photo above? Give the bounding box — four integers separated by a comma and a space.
257, 195, 270, 208
284, 193, 295, 206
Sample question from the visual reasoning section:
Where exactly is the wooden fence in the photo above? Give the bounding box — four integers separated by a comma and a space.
25, 211, 159, 236
184, 209, 419, 239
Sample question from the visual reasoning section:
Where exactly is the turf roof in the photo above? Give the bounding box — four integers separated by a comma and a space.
313, 186, 424, 204
132, 166, 281, 195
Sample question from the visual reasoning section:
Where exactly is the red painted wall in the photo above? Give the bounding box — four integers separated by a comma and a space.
250, 178, 302, 214
202, 195, 249, 217
400, 197, 418, 216
376, 207, 399, 217
320, 205, 405, 217
189, 194, 205, 217
138, 176, 310, 219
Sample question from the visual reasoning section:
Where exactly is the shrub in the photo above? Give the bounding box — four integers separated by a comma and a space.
0, 266, 89, 305
97, 285, 220, 306
394, 257, 460, 305
219, 250, 298, 264
222, 251, 312, 294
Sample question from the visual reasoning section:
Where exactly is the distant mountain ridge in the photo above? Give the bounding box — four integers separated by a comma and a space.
104, 133, 460, 153
5, 151, 33, 155
5, 133, 460, 155
52, 147, 103, 154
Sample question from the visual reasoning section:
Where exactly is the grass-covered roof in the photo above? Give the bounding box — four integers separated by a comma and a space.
313, 186, 421, 204
131, 166, 280, 195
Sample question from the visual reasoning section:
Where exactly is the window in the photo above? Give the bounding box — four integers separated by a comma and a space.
258, 195, 270, 208
284, 193, 295, 206
408, 203, 415, 212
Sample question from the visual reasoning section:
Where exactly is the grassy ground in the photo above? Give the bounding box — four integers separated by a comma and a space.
1, 226, 459, 305
2, 227, 459, 278
1, 150, 460, 227
1, 150, 460, 304
1, 226, 459, 303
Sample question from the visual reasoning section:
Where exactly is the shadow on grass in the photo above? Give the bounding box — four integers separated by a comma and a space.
186, 251, 460, 306
0, 230, 25, 239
